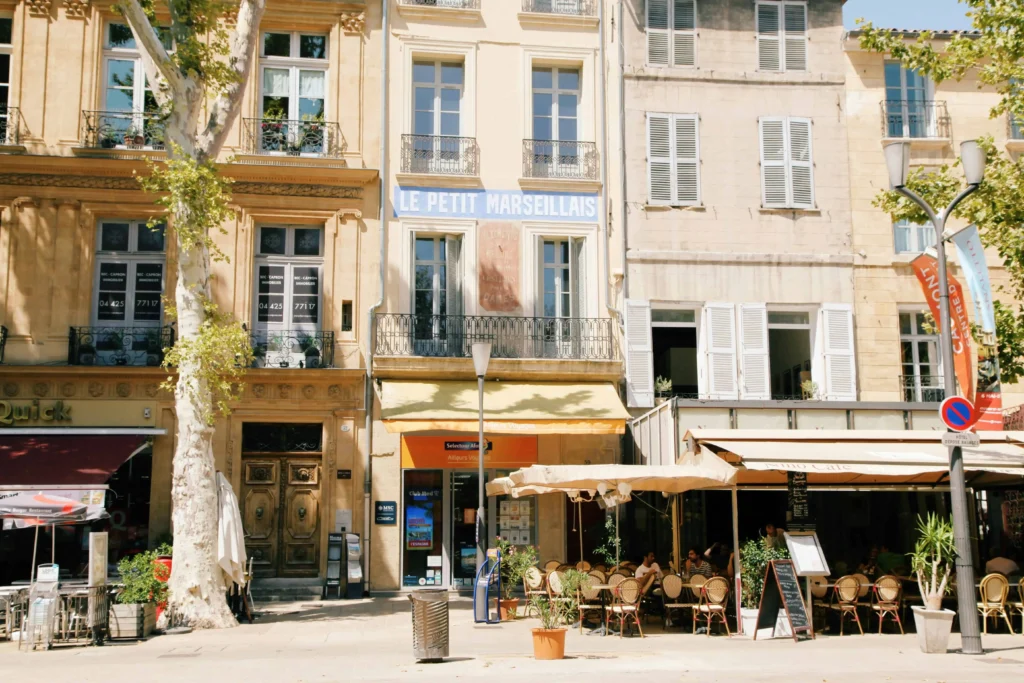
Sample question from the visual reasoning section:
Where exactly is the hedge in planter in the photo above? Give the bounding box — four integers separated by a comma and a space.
109, 550, 166, 639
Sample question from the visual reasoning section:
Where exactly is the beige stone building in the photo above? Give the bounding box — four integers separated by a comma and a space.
0, 0, 381, 587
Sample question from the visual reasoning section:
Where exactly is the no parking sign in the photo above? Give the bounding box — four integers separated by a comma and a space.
939, 396, 976, 432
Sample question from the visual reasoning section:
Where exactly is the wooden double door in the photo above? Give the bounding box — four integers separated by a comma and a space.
241, 457, 322, 577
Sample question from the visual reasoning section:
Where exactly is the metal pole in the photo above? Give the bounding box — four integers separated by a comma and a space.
30, 525, 39, 583
731, 487, 742, 635
615, 505, 620, 568
477, 373, 485, 569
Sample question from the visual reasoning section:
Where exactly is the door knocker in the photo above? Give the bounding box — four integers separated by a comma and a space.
298, 506, 307, 520
255, 507, 264, 519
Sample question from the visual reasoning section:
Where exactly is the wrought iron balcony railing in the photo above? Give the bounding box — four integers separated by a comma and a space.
1009, 115, 1024, 141
521, 0, 597, 16
901, 374, 945, 403
881, 100, 951, 140
401, 134, 479, 176
399, 0, 481, 8
250, 330, 335, 369
241, 118, 344, 157
0, 325, 7, 364
0, 107, 21, 145
374, 314, 617, 361
522, 139, 599, 180
82, 110, 166, 150
68, 326, 174, 367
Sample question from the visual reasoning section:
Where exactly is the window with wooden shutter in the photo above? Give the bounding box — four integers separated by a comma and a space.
739, 303, 770, 400
625, 299, 655, 408
756, 1, 807, 72
820, 304, 856, 401
647, 0, 697, 67
759, 116, 814, 209
648, 112, 700, 206
702, 303, 738, 400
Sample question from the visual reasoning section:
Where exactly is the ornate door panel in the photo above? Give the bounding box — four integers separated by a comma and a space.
241, 461, 279, 577
280, 460, 321, 576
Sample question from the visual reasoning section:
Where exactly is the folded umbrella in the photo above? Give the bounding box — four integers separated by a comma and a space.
217, 472, 248, 587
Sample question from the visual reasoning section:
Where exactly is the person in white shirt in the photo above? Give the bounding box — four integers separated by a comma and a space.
985, 548, 1020, 577
635, 552, 663, 591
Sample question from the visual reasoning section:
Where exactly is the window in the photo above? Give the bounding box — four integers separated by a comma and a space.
647, 0, 696, 67
0, 17, 11, 143
652, 308, 698, 398
93, 221, 167, 328
900, 311, 943, 402
259, 32, 328, 153
413, 61, 463, 137
894, 219, 936, 254
647, 113, 700, 206
103, 23, 167, 114
413, 235, 463, 354
756, 1, 807, 72
759, 117, 814, 209
252, 226, 324, 367
767, 310, 811, 400
532, 67, 579, 143
885, 61, 934, 138
541, 238, 587, 319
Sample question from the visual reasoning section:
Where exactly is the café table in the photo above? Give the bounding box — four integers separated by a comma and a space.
587, 584, 618, 636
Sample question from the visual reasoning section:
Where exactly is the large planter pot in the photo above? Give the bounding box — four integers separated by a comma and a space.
108, 603, 156, 639
740, 607, 792, 639
531, 628, 566, 660
912, 606, 955, 654
499, 598, 520, 621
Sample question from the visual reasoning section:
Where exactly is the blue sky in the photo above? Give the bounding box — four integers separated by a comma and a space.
843, 0, 974, 31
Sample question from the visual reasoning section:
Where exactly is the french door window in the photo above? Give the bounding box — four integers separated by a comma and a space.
885, 62, 933, 138
900, 311, 943, 402
101, 23, 168, 148
413, 235, 463, 355
259, 32, 328, 154
531, 67, 580, 174
0, 17, 11, 143
541, 238, 586, 356
412, 61, 463, 171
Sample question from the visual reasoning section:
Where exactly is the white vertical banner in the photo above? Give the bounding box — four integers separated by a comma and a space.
951, 225, 996, 335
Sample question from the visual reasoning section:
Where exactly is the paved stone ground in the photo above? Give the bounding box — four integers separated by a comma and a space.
1, 598, 1023, 682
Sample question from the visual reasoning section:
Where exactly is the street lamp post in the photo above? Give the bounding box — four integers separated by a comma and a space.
884, 140, 987, 655
471, 342, 492, 570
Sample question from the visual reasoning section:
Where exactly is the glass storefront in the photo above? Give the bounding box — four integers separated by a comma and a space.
402, 470, 444, 587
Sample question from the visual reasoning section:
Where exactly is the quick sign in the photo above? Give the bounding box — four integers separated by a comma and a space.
0, 400, 72, 426
393, 187, 599, 223
375, 501, 397, 525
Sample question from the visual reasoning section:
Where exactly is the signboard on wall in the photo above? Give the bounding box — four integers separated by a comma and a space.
374, 501, 397, 525
401, 435, 539, 469
393, 187, 599, 223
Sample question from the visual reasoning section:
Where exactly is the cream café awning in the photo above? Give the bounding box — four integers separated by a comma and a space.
380, 380, 630, 435
683, 429, 1024, 486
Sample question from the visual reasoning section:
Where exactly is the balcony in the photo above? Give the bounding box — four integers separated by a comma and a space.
241, 118, 344, 158
374, 314, 616, 361
881, 100, 951, 145
81, 110, 166, 151
250, 330, 335, 369
0, 325, 7, 364
901, 374, 945, 403
400, 134, 479, 179
0, 106, 21, 147
522, 139, 599, 181
520, 0, 598, 24
68, 326, 174, 367
397, 0, 481, 21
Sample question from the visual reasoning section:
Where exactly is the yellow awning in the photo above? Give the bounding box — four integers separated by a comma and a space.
380, 380, 630, 435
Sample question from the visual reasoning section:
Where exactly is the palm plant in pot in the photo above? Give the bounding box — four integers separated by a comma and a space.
529, 595, 570, 660
495, 537, 537, 620
909, 513, 957, 653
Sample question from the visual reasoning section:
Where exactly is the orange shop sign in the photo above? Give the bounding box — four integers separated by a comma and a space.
401, 435, 538, 469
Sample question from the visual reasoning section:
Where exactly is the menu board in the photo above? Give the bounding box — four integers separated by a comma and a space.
787, 471, 812, 531
754, 559, 813, 642
133, 263, 163, 321
257, 265, 286, 323
97, 263, 128, 321
291, 267, 319, 324
784, 532, 830, 577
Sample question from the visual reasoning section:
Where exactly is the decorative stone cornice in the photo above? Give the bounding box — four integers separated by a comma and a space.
63, 0, 90, 19
26, 0, 53, 17
0, 173, 362, 199
339, 10, 365, 34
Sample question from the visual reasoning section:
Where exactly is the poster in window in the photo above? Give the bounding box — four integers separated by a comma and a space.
135, 263, 163, 291
258, 265, 285, 293
405, 501, 435, 550
99, 262, 128, 291
97, 292, 126, 321
292, 267, 319, 294
257, 265, 285, 324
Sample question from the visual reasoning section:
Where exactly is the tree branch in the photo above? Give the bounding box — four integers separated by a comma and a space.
119, 0, 186, 103
198, 0, 267, 159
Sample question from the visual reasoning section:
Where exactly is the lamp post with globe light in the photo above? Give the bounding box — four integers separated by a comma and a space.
471, 342, 492, 569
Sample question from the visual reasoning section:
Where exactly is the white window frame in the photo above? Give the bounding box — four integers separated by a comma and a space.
540, 238, 579, 318
766, 309, 813, 400
522, 222, 599, 319
411, 59, 464, 137
92, 220, 167, 328
884, 60, 938, 139
522, 47, 594, 145
258, 31, 329, 122
651, 305, 700, 400
899, 309, 943, 402
756, 1, 808, 73
893, 219, 937, 255
531, 66, 580, 142
646, 0, 698, 68
403, 40, 477, 138
398, 218, 478, 316
251, 226, 325, 336
759, 116, 815, 210
646, 112, 701, 207
413, 235, 449, 318
102, 22, 164, 113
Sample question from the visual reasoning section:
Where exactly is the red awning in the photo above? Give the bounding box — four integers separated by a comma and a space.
0, 435, 148, 487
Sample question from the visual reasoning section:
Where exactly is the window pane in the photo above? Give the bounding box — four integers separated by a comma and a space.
558, 93, 578, 119
0, 18, 12, 45
108, 24, 136, 49
259, 227, 287, 255
415, 238, 436, 262
533, 92, 553, 117
533, 116, 552, 141
543, 241, 555, 264
262, 68, 290, 97
97, 263, 128, 321
415, 87, 434, 112
440, 88, 460, 112
137, 224, 166, 252
299, 70, 325, 99
901, 341, 914, 364
262, 96, 289, 121
105, 87, 134, 113
263, 32, 291, 57
100, 223, 130, 252
916, 340, 932, 364
767, 312, 809, 325
300, 35, 327, 59
560, 242, 569, 262
439, 113, 459, 136
106, 58, 135, 89
915, 313, 930, 335
532, 68, 553, 89
0, 55, 9, 86
558, 117, 577, 141
293, 229, 321, 256
413, 62, 435, 84
299, 98, 324, 120
544, 292, 556, 317
558, 69, 580, 90
438, 240, 446, 260
414, 290, 433, 315
415, 265, 433, 292
155, 27, 173, 51
899, 312, 912, 335
884, 62, 903, 90
414, 111, 434, 136
893, 223, 911, 253
441, 63, 463, 85
652, 310, 696, 324
133, 264, 163, 321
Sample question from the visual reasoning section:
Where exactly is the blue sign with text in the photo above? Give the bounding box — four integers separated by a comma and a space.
393, 187, 599, 223
375, 501, 397, 525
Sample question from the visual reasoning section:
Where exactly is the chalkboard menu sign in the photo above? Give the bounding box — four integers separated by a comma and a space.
753, 559, 814, 642
787, 471, 812, 530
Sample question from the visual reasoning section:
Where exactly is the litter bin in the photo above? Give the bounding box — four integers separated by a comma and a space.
409, 588, 449, 662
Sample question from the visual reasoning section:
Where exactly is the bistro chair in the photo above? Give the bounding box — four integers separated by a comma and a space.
1011, 578, 1024, 628
523, 566, 547, 616
871, 575, 904, 634
557, 564, 573, 573
693, 576, 731, 637
607, 577, 644, 638
852, 572, 872, 616
546, 570, 573, 621
977, 573, 1015, 634
593, 564, 607, 573
662, 574, 697, 629
543, 560, 561, 574
809, 576, 829, 631
587, 569, 607, 585
576, 560, 592, 572
615, 568, 634, 579
578, 573, 603, 633
608, 573, 627, 589
829, 575, 864, 635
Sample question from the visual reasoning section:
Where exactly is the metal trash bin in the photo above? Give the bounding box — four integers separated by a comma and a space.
409, 588, 449, 661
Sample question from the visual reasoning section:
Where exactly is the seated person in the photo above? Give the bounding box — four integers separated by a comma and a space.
635, 551, 663, 591
985, 548, 1021, 577
686, 546, 714, 579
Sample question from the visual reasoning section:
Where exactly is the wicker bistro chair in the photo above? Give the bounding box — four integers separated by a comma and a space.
593, 564, 607, 573
608, 573, 627, 589
852, 572, 872, 617
576, 561, 592, 572
692, 576, 731, 636
978, 573, 1015, 634
871, 575, 904, 634
607, 578, 645, 638
546, 570, 573, 623
543, 560, 562, 574
588, 569, 607, 585
1012, 578, 1024, 627
522, 566, 547, 616
578, 574, 604, 633
829, 575, 865, 635
662, 574, 698, 628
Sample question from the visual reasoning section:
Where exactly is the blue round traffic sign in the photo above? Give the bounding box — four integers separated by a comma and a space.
939, 396, 976, 432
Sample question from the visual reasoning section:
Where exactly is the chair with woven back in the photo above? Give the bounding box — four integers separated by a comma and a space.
871, 575, 904, 634
546, 570, 573, 621
577, 572, 603, 633
593, 563, 607, 574
829, 575, 864, 635
661, 574, 697, 629
851, 572, 872, 617
588, 569, 607, 585
608, 572, 627, 589
523, 566, 547, 616
543, 560, 561, 574
576, 560, 592, 572
607, 577, 644, 638
692, 576, 731, 636
977, 573, 1015, 634
1012, 578, 1024, 627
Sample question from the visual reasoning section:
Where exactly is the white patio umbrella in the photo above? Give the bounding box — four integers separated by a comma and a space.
0, 491, 90, 582
217, 472, 248, 588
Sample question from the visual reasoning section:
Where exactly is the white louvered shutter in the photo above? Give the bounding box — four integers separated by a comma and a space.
788, 118, 814, 208
647, 114, 672, 204
759, 117, 788, 208
647, 0, 670, 66
673, 0, 697, 67
738, 303, 770, 400
756, 2, 781, 71
675, 115, 700, 204
783, 3, 808, 71
703, 303, 738, 400
625, 299, 655, 408
821, 304, 856, 401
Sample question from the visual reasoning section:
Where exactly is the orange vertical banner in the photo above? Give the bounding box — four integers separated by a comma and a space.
910, 255, 974, 403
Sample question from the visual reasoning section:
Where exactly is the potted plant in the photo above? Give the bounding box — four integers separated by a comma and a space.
800, 379, 819, 400
909, 513, 957, 653
298, 334, 321, 369
655, 376, 672, 402
153, 542, 173, 622
99, 130, 119, 149
529, 595, 568, 660
738, 538, 790, 638
495, 537, 538, 620
109, 550, 164, 639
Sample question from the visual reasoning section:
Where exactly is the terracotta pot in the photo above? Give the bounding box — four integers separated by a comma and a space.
153, 556, 172, 621
499, 598, 520, 620
531, 628, 566, 660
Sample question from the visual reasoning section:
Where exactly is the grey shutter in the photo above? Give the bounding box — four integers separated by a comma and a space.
647, 0, 670, 66
672, 0, 697, 67
756, 2, 781, 72
783, 3, 808, 71
647, 113, 672, 204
